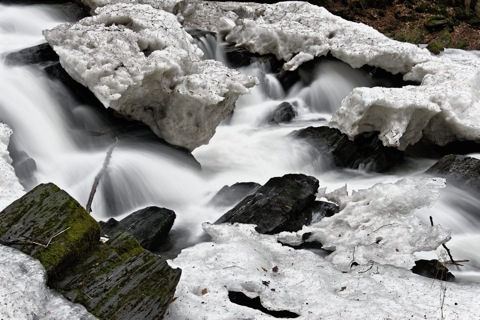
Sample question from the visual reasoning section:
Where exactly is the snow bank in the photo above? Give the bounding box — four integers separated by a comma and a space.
67, 1, 480, 149
44, 3, 257, 151
175, 1, 480, 149
0, 123, 24, 211
0, 245, 96, 320
167, 223, 479, 319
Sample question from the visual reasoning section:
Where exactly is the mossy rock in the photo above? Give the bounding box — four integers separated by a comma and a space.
0, 183, 100, 281
52, 231, 181, 320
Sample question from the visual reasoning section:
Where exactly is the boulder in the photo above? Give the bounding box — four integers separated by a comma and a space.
100, 206, 176, 250
208, 182, 261, 208
0, 183, 181, 319
425, 154, 480, 193
0, 183, 100, 280
292, 126, 404, 172
43, 3, 257, 151
215, 174, 319, 234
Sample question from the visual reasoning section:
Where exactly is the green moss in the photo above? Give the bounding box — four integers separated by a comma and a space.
393, 28, 425, 44
0, 183, 100, 281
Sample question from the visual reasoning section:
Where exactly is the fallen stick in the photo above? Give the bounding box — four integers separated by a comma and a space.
86, 138, 118, 213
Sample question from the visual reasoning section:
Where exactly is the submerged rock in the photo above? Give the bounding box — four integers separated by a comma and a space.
215, 174, 319, 234
208, 182, 261, 208
268, 101, 296, 124
43, 3, 256, 151
425, 154, 480, 193
0, 183, 180, 319
100, 206, 176, 250
292, 126, 404, 172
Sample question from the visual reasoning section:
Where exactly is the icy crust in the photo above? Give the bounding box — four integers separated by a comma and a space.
43, 3, 256, 151
279, 178, 450, 271
333, 55, 480, 149
0, 124, 24, 211
167, 223, 480, 320
0, 245, 96, 320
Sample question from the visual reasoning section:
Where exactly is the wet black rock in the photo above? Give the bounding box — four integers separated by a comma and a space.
268, 101, 296, 124
292, 126, 404, 172
411, 259, 455, 281
5, 42, 58, 66
215, 174, 319, 234
425, 154, 480, 193
100, 206, 176, 251
209, 182, 261, 208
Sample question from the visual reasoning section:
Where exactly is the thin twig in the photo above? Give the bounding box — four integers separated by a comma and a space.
0, 227, 71, 248
86, 137, 118, 213
429, 216, 468, 266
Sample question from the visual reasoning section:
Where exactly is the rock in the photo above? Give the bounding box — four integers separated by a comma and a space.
411, 259, 455, 281
5, 42, 58, 66
208, 182, 261, 208
425, 154, 480, 193
43, 3, 257, 151
309, 200, 339, 224
52, 231, 181, 320
425, 16, 451, 31
268, 101, 296, 124
215, 174, 319, 234
292, 126, 404, 172
0, 183, 100, 280
0, 183, 181, 319
100, 206, 176, 250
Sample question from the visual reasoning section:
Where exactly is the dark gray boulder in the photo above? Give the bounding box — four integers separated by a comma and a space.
268, 101, 296, 124
100, 206, 176, 250
208, 182, 261, 208
215, 174, 319, 234
292, 126, 404, 172
425, 154, 480, 193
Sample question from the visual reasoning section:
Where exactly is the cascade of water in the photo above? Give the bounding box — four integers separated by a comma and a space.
1, 4, 479, 279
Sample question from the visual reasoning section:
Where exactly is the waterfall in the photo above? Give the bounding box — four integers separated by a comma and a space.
1, 4, 479, 281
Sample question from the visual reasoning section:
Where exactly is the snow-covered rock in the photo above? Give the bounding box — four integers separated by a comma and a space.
0, 244, 96, 320
0, 123, 24, 211
44, 3, 256, 151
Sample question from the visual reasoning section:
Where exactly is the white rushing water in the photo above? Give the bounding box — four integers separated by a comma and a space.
1, 3, 479, 286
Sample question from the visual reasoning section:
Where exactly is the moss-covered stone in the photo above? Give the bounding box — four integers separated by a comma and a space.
0, 183, 181, 319
0, 183, 100, 281
52, 231, 181, 320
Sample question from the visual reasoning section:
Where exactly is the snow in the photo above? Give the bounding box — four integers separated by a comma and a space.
278, 178, 450, 271
0, 244, 97, 320
167, 178, 480, 319
0, 123, 24, 211
43, 3, 257, 151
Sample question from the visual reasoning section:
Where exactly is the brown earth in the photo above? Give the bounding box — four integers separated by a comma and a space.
309, 0, 480, 53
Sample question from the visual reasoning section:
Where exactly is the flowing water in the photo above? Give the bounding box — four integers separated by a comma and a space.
1, 4, 480, 281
